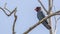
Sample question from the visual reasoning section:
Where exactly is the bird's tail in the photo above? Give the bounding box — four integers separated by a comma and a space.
42, 21, 51, 30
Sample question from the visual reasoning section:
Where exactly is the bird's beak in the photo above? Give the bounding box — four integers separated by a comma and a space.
34, 8, 37, 11
34, 8, 38, 12
34, 8, 36, 11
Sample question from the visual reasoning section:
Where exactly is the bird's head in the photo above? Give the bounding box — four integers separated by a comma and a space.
34, 7, 41, 12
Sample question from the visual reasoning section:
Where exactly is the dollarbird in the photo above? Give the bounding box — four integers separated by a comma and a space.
34, 7, 51, 30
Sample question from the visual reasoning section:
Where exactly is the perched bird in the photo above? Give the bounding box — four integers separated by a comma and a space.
34, 7, 51, 30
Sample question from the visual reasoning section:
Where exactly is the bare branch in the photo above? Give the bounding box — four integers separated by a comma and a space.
0, 7, 16, 16
12, 7, 17, 34
48, 0, 56, 34
48, 0, 53, 13
48, 18, 53, 34
8, 8, 17, 16
0, 3, 17, 34
0, 6, 17, 34
0, 7, 9, 16
23, 11, 60, 34
38, 0, 48, 13
4, 7, 11, 13
4, 3, 11, 12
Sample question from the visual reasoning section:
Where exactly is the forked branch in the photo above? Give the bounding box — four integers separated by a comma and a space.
0, 7, 16, 16
0, 5, 17, 34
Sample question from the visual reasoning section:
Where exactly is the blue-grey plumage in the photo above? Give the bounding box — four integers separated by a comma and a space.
35, 7, 51, 30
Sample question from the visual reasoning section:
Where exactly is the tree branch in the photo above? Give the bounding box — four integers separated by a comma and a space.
0, 6, 17, 34
48, 0, 53, 13
12, 7, 17, 34
38, 0, 48, 13
4, 3, 11, 13
48, 0, 53, 34
0, 7, 16, 16
23, 11, 60, 34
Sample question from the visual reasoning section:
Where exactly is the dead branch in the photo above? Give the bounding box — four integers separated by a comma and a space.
23, 11, 60, 34
38, 0, 48, 13
48, 0, 53, 12
4, 3, 11, 12
0, 5, 17, 34
48, 0, 53, 14
12, 7, 17, 34
0, 7, 16, 16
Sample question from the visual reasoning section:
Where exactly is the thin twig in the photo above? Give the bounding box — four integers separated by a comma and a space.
48, 0, 53, 13
4, 7, 11, 13
38, 0, 48, 13
0, 7, 16, 16
0, 7, 9, 16
23, 11, 60, 34
12, 7, 17, 34
4, 3, 11, 12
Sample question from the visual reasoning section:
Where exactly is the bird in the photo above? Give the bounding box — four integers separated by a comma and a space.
34, 7, 51, 30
